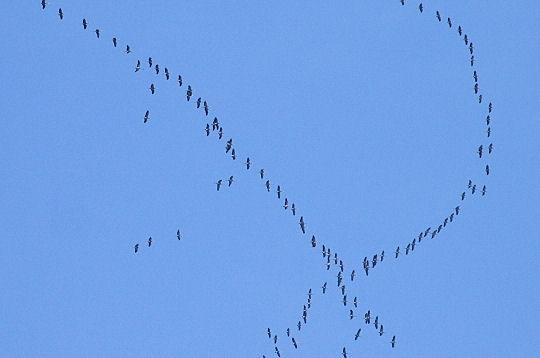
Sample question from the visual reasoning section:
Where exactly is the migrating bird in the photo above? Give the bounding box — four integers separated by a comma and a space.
381, 250, 385, 261
395, 246, 400, 258
273, 335, 277, 344
218, 127, 223, 139
482, 185, 487, 196
126, 45, 131, 54
342, 347, 348, 358
355, 328, 362, 340
297, 321, 301, 331
143, 110, 149, 123
228, 176, 234, 187
405, 243, 411, 255
391, 335, 396, 348
260, 169, 264, 179
82, 18, 88, 29
95, 29, 100, 38
178, 75, 183, 87
379, 325, 384, 336
148, 237, 152, 247
350, 270, 355, 282
470, 42, 474, 54
204, 101, 209, 116
487, 127, 491, 137
245, 157, 251, 170
478, 145, 483, 158
475, 83, 479, 94
311, 235, 316, 247
134, 244, 139, 253
267, 328, 271, 339
461, 192, 466, 200
155, 64, 160, 75
112, 37, 117, 47
299, 217, 306, 234
464, 34, 469, 45
419, 3, 423, 13
455, 206, 461, 215
342, 295, 347, 306
486, 164, 490, 175
489, 102, 493, 113
212, 117, 220, 131
265, 180, 271, 192
447, 17, 452, 27
231, 148, 236, 160
489, 143, 493, 153
291, 203, 296, 216
226, 139, 233, 153
471, 55, 475, 67
458, 25, 463, 36
149, 83, 155, 94
274, 347, 280, 358
58, 8, 63, 20
353, 297, 358, 308
196, 97, 202, 109
374, 316, 379, 329
400, 0, 404, 4
205, 124, 210, 136
148, 57, 153, 67
41, 0, 47, 10
216, 179, 222, 191
177, 230, 181, 240
436, 11, 441, 22
277, 185, 282, 199
474, 70, 478, 82
135, 60, 141, 72
165, 68, 170, 80
322, 282, 327, 294
349, 310, 355, 320
291, 337, 297, 349
286, 328, 290, 337
186, 85, 192, 101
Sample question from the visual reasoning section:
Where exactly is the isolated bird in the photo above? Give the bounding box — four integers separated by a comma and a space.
177, 75, 183, 86
82, 18, 88, 29
112, 37, 117, 47
277, 186, 282, 199
41, 0, 46, 10
322, 282, 327, 294
148, 237, 152, 247
486, 165, 490, 175
126, 45, 131, 54
342, 347, 348, 358
149, 83, 155, 94
134, 244, 139, 253
58, 8, 63, 20
228, 176, 234, 187
391, 335, 396, 348
355, 328, 362, 340
186, 85, 192, 101
265, 180, 271, 192
177, 230, 181, 240
144, 110, 149, 123
216, 179, 222, 191
299, 216, 306, 234
165, 68, 170, 80
395, 246, 400, 258
419, 3, 423, 13
95, 29, 100, 38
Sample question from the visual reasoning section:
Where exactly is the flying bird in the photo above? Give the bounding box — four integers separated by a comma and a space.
470, 42, 474, 54
286, 328, 290, 337
186, 85, 192, 101
291, 203, 296, 216
177, 230, 181, 240
350, 270, 356, 282
274, 347, 280, 358
58, 8, 63, 20
41, 0, 46, 10
458, 26, 463, 36
205, 124, 210, 136
474, 71, 478, 82
218, 127, 223, 139
436, 11, 441, 21
178, 75, 183, 86
297, 321, 301, 331
487, 127, 491, 137
82, 18, 88, 29
455, 206, 460, 215
226, 139, 233, 153
391, 335, 396, 348
212, 117, 220, 131
419, 3, 423, 13
112, 37, 117, 47
322, 282, 327, 294
395, 246, 400, 258
472, 184, 476, 194
489, 102, 493, 113
292, 337, 297, 349
353, 297, 358, 308
478, 145, 483, 158
447, 17, 452, 27
204, 101, 209, 116
461, 192, 466, 200
379, 324, 384, 336
216, 179, 222, 191
374, 316, 379, 329
267, 328, 271, 338
488, 143, 493, 154
126, 45, 131, 54
144, 110, 149, 123
283, 198, 289, 210
381, 250, 385, 261
342, 347, 348, 358
196, 97, 201, 109
148, 57, 153, 67
155, 64, 160, 75
134, 244, 139, 253
273, 335, 277, 344
260, 169, 264, 179
231, 148, 236, 160
400, 0, 404, 5
265, 180, 271, 192
149, 83, 155, 94
95, 29, 100, 38
464, 34, 469, 45
471, 55, 475, 67
148, 237, 152, 247
355, 328, 362, 340
311, 235, 316, 247
485, 165, 490, 175
135, 60, 141, 72
365, 310, 371, 324
349, 310, 354, 320
405, 243, 411, 255
299, 216, 305, 234
228, 176, 234, 187
277, 185, 282, 199
343, 295, 347, 306
475, 83, 479, 94
165, 68, 170, 80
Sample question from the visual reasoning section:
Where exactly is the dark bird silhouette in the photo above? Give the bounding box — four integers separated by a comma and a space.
470, 42, 474, 54
342, 347, 348, 358
343, 295, 347, 306
353, 297, 358, 308
350, 270, 355, 282
405, 243, 411, 255
374, 316, 379, 329
218, 127, 223, 139
216, 179, 222, 191
482, 185, 487, 196
311, 235, 316, 247
472, 184, 477, 194
447, 17, 452, 27
297, 321, 301, 331
471, 55, 475, 67
204, 101, 209, 116
231, 148, 236, 160
134, 244, 139, 253
478, 145, 483, 158
212, 117, 219, 131
155, 64, 160, 75
379, 325, 384, 336
82, 18, 88, 29
411, 238, 416, 250
135, 60, 141, 72
349, 310, 354, 320
322, 282, 327, 294
487, 127, 491, 137
450, 213, 455, 222
464, 34, 469, 45
165, 68, 170, 80
395, 246, 400, 258
391, 335, 396, 348
431, 231, 437, 239
177, 75, 183, 86
489, 102, 493, 113
177, 230, 181, 240
486, 165, 490, 175
436, 11, 441, 21
41, 0, 46, 10
286, 328, 290, 337
372, 254, 378, 268
226, 139, 233, 153
419, 3, 423, 13
58, 8, 63, 20
260, 169, 264, 179
148, 237, 152, 247
437, 224, 443, 233
341, 285, 346, 295
489, 143, 493, 153
273, 335, 277, 344
461, 192, 466, 200
148, 57, 153, 67
274, 346, 280, 358
126, 45, 131, 54
228, 176, 234, 187
112, 37, 117, 47
291, 203, 296, 216
267, 328, 271, 338
381, 250, 385, 261
474, 70, 478, 82
400, 0, 404, 5
283, 198, 288, 210
277, 185, 282, 199
355, 328, 362, 340
187, 86, 192, 101
455, 206, 460, 215
479, 94, 483, 104
197, 97, 201, 108
458, 25, 462, 36
149, 83, 155, 94
475, 83, 479, 94
144, 110, 149, 123
265, 180, 270, 192
299, 216, 306, 234
365, 310, 371, 324
468, 179, 473, 189
322, 245, 326, 257
292, 337, 297, 349
205, 124, 210, 136
95, 29, 100, 38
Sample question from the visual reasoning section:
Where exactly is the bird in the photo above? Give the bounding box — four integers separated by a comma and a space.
205, 124, 210, 136
277, 186, 282, 199
216, 179, 222, 191
177, 230, 181, 240
135, 60, 141, 72
372, 254, 378, 268
437, 225, 443, 233
486, 165, 490, 175
405, 243, 411, 255
155, 64, 160, 75
355, 328, 362, 340
148, 237, 152, 247
41, 0, 46, 10
274, 347, 280, 358
374, 316, 379, 329
197, 97, 202, 109
379, 324, 384, 336
349, 310, 354, 320
365, 310, 371, 324
231, 148, 236, 160
475, 83, 479, 94
164, 68, 170, 80
447, 17, 452, 27
228, 176, 234, 187
464, 34, 469, 45
204, 101, 209, 116
267, 328, 271, 338
343, 295, 347, 306
471, 55, 475, 67
148, 57, 153, 67
143, 110, 149, 123
395, 246, 400, 258
468, 179, 473, 189
470, 42, 474, 54
381, 250, 385, 261
472, 185, 477, 194
299, 216, 306, 234
112, 37, 117, 47
350, 270, 356, 281
391, 335, 396, 348
342, 347, 348, 358
226, 139, 233, 153
265, 180, 271, 192
419, 3, 423, 13
212, 117, 220, 131
474, 71, 478, 82
218, 127, 223, 139
82, 18, 88, 29
455, 206, 461, 215
450, 213, 455, 222
134, 244, 139, 253
400, 0, 405, 5
412, 238, 417, 250
291, 203, 296, 216
489, 102, 493, 113
478, 145, 483, 158
273, 335, 277, 344
487, 127, 491, 137
458, 25, 463, 36
149, 83, 155, 94
297, 321, 301, 331
58, 8, 63, 20
125, 45, 131, 54
95, 29, 100, 39
292, 337, 297, 349
260, 169, 264, 179
282, 197, 289, 209
322, 282, 327, 294
488, 143, 493, 153
186, 85, 193, 101
311, 235, 316, 247
286, 328, 290, 337
461, 192, 466, 200
353, 297, 358, 308
178, 75, 183, 87
322, 245, 326, 257
436, 11, 441, 21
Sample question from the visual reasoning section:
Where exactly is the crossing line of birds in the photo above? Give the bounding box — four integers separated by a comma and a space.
40, 2, 495, 356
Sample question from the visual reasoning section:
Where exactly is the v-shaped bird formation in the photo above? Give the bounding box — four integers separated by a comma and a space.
39, 1, 495, 356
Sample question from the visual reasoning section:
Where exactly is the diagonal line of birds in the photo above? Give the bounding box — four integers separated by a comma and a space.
41, 0, 495, 356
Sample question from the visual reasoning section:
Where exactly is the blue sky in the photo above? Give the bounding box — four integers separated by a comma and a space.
1, 1, 539, 357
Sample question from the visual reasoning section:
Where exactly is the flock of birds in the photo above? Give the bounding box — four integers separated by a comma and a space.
40, 1, 494, 356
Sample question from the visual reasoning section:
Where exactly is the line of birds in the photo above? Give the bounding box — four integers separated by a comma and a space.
133, 230, 182, 253
41, 2, 495, 356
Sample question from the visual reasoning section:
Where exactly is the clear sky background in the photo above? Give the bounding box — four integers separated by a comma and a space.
1, 1, 539, 357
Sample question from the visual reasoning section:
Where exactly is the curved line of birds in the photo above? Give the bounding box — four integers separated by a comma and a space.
43, 1, 494, 356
